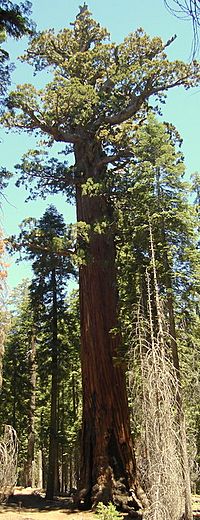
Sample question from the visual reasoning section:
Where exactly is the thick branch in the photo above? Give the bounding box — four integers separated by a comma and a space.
96, 150, 135, 168
26, 107, 80, 143
93, 74, 192, 128
93, 79, 153, 128
11, 103, 81, 144
150, 75, 191, 95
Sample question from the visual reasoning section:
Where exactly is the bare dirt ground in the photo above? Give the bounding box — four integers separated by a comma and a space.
0, 488, 94, 520
0, 488, 200, 519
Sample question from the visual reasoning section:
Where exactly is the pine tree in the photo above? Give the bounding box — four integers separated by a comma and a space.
0, 281, 35, 480
115, 114, 198, 340
12, 205, 75, 498
0, 1, 33, 38
114, 115, 200, 516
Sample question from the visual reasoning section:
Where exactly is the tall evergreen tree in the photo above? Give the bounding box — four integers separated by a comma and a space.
0, 281, 35, 478
12, 205, 75, 498
115, 114, 198, 335
1, 4, 199, 509
112, 114, 200, 518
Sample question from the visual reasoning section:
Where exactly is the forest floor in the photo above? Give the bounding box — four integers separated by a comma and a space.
0, 487, 94, 520
0, 487, 200, 519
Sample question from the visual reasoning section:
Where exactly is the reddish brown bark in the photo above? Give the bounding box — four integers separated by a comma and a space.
75, 142, 144, 511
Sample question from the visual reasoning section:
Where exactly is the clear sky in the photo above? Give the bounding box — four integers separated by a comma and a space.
0, 0, 199, 290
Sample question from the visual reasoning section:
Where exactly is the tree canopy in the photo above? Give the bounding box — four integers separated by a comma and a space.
2, 6, 199, 156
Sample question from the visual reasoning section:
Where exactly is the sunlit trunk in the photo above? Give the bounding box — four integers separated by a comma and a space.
74, 141, 142, 510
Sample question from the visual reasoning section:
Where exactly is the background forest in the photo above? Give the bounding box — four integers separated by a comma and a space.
0, 2, 200, 520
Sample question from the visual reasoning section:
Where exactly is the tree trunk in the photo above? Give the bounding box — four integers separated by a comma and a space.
75, 141, 145, 512
12, 347, 17, 430
0, 327, 5, 390
37, 449, 43, 488
164, 256, 193, 520
25, 332, 36, 487
154, 173, 192, 518
45, 267, 58, 500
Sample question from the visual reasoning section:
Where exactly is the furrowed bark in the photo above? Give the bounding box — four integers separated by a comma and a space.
74, 141, 145, 512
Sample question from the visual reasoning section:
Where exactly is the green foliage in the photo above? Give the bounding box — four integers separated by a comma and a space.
0, 168, 12, 191
0, 281, 35, 470
0, 5, 199, 181
0, 1, 33, 38
96, 502, 123, 520
0, 1, 34, 103
0, 281, 81, 487
114, 114, 199, 327
15, 153, 75, 202
0, 34, 11, 99
10, 204, 75, 277
82, 178, 102, 197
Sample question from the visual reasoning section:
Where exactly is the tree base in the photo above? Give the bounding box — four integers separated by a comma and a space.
75, 470, 148, 517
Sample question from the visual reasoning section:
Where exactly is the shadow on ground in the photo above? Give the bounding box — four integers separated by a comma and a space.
5, 491, 75, 512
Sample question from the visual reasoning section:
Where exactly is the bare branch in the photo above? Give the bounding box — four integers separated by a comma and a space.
164, 0, 200, 56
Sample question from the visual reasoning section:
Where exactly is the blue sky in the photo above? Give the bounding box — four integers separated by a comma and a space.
0, 0, 199, 289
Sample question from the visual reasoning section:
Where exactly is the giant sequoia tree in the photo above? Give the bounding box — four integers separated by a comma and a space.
1, 5, 200, 509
